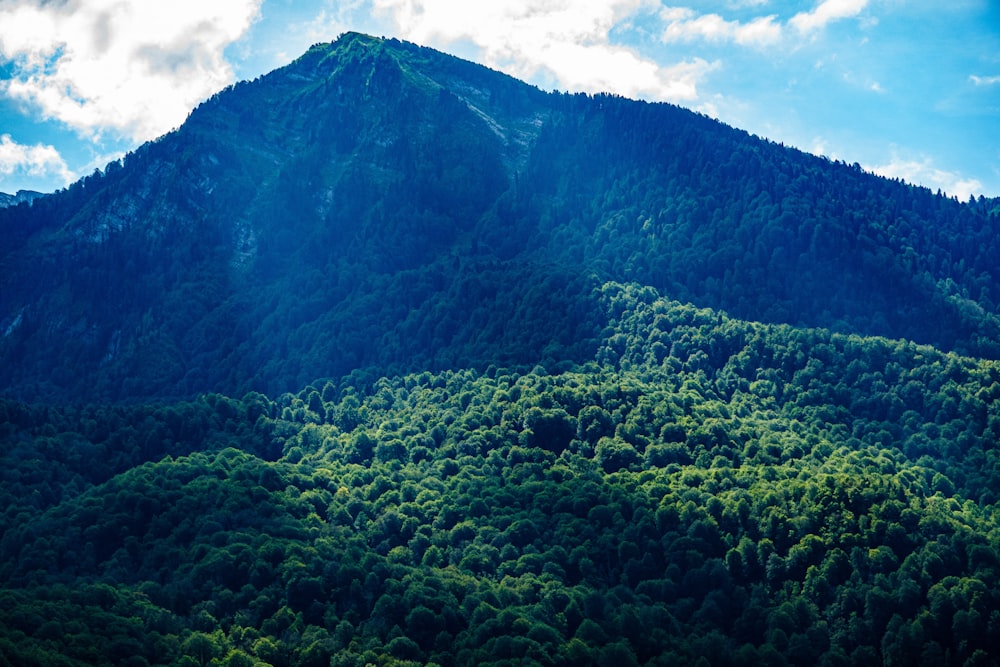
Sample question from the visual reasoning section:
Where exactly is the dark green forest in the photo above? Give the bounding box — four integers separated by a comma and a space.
2, 33, 1000, 666
2, 33, 999, 402
3, 284, 1000, 665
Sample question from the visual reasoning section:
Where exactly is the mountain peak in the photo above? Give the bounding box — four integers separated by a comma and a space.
1, 36, 998, 402
292, 31, 387, 71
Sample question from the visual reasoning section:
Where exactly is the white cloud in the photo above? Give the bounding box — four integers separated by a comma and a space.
808, 137, 834, 159
658, 0, 870, 48
0, 134, 73, 185
970, 74, 1000, 86
839, 69, 884, 93
0, 0, 262, 143
369, 0, 713, 102
789, 0, 868, 34
868, 150, 983, 200
298, 9, 350, 49
660, 8, 782, 47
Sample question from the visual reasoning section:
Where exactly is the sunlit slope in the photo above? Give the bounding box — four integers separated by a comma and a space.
2, 283, 999, 665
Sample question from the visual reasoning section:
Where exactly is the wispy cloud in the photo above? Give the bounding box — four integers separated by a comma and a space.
0, 134, 72, 186
0, 0, 261, 143
660, 8, 782, 47
660, 0, 870, 48
970, 74, 1000, 86
789, 0, 869, 34
808, 136, 835, 160
838, 69, 884, 94
868, 150, 983, 200
370, 0, 714, 102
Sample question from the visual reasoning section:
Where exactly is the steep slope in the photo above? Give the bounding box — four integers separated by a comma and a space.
0, 34, 597, 401
1, 32, 998, 403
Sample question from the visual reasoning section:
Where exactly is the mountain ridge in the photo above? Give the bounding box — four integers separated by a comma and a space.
1, 32, 999, 403
0, 189, 44, 208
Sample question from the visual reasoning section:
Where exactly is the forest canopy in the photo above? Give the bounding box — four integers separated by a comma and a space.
3, 282, 1000, 666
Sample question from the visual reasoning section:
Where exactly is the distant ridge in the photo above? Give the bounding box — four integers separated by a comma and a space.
0, 189, 44, 208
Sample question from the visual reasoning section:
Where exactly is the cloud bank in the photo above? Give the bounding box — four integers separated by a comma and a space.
0, 0, 261, 143
371, 0, 715, 102
869, 151, 982, 201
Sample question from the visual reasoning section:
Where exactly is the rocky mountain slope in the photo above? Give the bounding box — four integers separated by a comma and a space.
0, 190, 44, 208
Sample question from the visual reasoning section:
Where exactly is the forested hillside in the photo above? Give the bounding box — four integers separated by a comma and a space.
3, 283, 1000, 666
2, 32, 1000, 667
1, 33, 999, 402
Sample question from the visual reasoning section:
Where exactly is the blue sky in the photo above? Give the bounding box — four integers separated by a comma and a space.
1, 0, 997, 199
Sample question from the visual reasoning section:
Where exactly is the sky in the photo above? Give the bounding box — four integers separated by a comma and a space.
0, 0, 998, 199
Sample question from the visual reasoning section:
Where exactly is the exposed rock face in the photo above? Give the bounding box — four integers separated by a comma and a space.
0, 190, 44, 208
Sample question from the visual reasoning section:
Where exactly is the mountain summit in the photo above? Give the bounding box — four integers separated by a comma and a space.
1, 32, 998, 401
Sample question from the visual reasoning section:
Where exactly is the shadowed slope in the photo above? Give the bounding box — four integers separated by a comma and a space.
1, 33, 998, 402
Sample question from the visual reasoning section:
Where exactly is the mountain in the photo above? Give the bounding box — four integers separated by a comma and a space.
1, 31, 999, 403
2, 33, 1000, 667
0, 189, 44, 208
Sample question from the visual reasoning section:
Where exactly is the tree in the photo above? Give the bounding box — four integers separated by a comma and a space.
520, 407, 577, 452
595, 437, 639, 472
182, 632, 222, 667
